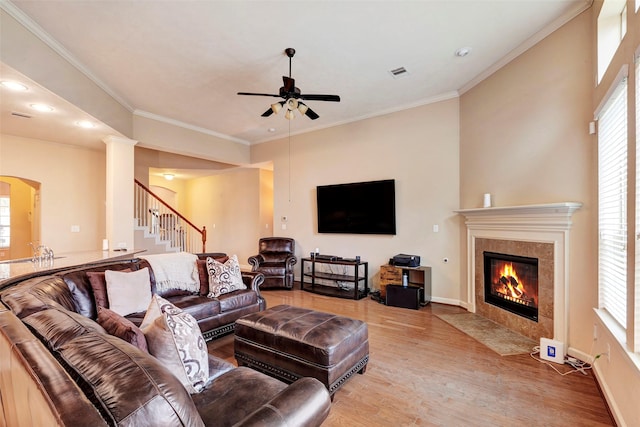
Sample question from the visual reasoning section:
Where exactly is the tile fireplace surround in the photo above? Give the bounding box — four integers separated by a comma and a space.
456, 202, 582, 345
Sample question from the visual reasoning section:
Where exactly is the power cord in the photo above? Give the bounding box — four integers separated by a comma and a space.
530, 346, 606, 376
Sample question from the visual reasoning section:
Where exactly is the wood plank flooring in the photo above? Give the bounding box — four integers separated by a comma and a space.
208, 287, 614, 427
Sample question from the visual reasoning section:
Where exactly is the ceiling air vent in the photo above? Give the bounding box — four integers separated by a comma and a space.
389, 67, 409, 79
11, 111, 32, 119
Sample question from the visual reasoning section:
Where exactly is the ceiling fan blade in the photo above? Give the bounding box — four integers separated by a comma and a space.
261, 108, 274, 117
299, 94, 341, 102
282, 76, 295, 93
237, 92, 282, 98
304, 107, 320, 120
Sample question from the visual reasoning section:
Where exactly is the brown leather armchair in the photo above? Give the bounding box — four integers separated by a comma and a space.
248, 237, 297, 289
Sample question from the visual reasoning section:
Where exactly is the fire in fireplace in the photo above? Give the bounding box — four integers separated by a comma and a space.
483, 251, 539, 322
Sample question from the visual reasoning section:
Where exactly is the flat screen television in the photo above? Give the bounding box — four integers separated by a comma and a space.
316, 179, 396, 235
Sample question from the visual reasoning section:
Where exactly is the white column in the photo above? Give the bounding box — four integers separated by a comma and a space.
103, 135, 138, 251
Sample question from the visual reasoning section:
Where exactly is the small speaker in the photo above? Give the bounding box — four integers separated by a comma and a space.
386, 285, 421, 310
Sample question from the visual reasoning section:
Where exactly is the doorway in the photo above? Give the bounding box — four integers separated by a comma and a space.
0, 176, 41, 261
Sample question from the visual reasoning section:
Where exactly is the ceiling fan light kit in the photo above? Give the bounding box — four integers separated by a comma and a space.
271, 101, 283, 114
238, 47, 340, 121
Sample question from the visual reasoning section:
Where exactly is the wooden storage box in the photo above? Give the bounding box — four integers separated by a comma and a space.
379, 264, 402, 299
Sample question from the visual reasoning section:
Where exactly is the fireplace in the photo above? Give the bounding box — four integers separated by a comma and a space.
457, 202, 582, 343
483, 252, 538, 322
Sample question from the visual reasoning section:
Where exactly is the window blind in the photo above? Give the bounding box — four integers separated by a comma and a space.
598, 77, 628, 329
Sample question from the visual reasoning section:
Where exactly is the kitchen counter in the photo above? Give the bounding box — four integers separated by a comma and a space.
0, 249, 146, 283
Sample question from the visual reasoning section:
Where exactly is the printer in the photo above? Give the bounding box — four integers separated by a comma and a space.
389, 254, 420, 268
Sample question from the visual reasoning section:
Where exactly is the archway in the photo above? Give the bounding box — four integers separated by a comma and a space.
0, 176, 41, 261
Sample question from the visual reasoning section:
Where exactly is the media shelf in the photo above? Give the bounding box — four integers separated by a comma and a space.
300, 257, 369, 300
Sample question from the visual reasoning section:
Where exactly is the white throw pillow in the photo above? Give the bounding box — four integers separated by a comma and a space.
105, 267, 153, 317
140, 295, 209, 394
206, 254, 246, 298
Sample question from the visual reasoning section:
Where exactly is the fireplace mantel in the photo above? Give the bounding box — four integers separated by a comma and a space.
456, 202, 582, 345
456, 202, 582, 230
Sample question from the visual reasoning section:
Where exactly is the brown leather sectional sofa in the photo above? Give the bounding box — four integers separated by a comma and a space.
0, 255, 331, 426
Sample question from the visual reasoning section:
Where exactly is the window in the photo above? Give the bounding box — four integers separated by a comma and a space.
597, 73, 628, 329
0, 196, 9, 249
598, 0, 628, 82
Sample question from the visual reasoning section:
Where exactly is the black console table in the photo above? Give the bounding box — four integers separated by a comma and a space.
300, 257, 369, 300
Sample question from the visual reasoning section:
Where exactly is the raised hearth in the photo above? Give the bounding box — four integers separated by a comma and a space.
456, 203, 581, 344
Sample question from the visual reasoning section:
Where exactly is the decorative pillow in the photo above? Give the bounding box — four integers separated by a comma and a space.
140, 295, 208, 394
97, 306, 148, 353
105, 267, 153, 317
197, 256, 229, 295
206, 254, 246, 298
87, 269, 132, 310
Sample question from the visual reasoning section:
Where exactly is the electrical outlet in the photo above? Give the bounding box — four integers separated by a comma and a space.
606, 343, 610, 362
593, 324, 598, 340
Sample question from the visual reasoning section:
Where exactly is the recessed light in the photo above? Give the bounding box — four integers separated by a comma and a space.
1, 81, 28, 91
76, 120, 95, 129
30, 103, 54, 112
163, 173, 175, 181
268, 128, 276, 133
455, 47, 472, 57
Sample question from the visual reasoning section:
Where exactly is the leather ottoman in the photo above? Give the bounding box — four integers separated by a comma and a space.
234, 304, 369, 399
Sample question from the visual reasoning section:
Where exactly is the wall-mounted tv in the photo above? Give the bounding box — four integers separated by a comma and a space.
316, 179, 396, 235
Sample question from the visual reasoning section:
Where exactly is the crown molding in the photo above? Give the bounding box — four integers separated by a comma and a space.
0, 0, 134, 112
133, 110, 250, 145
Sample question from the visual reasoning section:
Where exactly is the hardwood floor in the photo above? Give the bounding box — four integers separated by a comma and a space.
208, 287, 614, 426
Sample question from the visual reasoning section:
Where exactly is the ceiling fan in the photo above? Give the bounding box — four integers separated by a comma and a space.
237, 48, 340, 120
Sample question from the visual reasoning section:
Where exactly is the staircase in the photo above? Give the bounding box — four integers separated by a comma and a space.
133, 179, 206, 254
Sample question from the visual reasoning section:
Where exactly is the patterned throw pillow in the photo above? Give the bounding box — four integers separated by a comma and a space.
140, 295, 209, 394
206, 254, 246, 298
97, 306, 148, 353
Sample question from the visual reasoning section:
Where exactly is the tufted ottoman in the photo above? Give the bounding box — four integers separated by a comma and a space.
234, 304, 369, 399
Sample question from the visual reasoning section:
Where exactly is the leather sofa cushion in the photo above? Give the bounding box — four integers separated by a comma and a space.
258, 238, 294, 253
192, 366, 287, 427
167, 295, 221, 319
1, 276, 77, 319
218, 290, 258, 312
254, 264, 286, 276
0, 307, 109, 427
22, 308, 205, 426
260, 252, 293, 263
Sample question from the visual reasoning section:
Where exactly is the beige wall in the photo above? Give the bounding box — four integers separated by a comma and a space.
461, 7, 639, 426
0, 134, 106, 254
184, 168, 266, 266
461, 8, 595, 349
133, 114, 251, 166
251, 98, 461, 302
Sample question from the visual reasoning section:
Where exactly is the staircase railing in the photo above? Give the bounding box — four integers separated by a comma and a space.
134, 179, 206, 253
